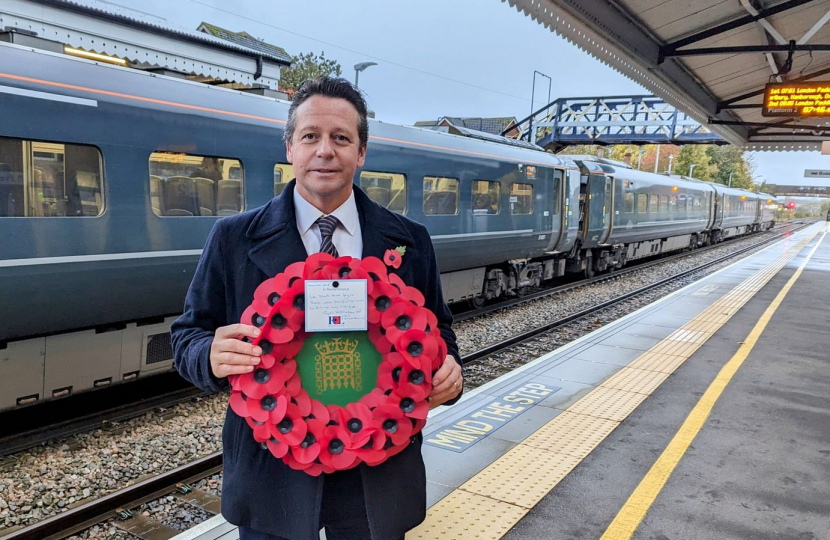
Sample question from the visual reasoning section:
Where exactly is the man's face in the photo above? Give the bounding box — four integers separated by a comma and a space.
286, 95, 366, 208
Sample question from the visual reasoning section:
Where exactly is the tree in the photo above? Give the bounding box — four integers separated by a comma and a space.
706, 145, 753, 189
280, 52, 343, 93
674, 145, 716, 181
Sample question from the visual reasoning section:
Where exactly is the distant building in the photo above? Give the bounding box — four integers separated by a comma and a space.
415, 117, 520, 138
1, 0, 291, 91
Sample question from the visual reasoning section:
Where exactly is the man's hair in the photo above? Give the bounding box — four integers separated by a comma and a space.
283, 76, 369, 151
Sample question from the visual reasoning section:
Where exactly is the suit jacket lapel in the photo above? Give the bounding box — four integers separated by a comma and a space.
247, 182, 417, 278
356, 185, 415, 260
246, 181, 308, 277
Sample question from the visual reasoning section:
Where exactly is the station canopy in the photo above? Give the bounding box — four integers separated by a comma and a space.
505, 0, 830, 151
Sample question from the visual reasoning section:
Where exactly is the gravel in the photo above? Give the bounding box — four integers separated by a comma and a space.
0, 225, 795, 537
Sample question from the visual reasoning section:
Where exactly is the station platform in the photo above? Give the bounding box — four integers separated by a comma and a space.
176, 221, 829, 540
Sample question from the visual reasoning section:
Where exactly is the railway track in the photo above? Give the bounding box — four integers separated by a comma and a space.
460, 220, 813, 368
456, 221, 797, 323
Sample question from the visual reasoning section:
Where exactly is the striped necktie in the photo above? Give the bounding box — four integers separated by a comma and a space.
316, 215, 340, 257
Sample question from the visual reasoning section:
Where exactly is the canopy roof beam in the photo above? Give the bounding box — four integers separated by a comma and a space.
660, 0, 816, 56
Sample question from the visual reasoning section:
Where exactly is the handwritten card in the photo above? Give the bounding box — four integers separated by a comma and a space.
304, 280, 368, 332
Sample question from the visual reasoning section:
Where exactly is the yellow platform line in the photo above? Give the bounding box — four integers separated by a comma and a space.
408, 228, 820, 540
599, 225, 827, 540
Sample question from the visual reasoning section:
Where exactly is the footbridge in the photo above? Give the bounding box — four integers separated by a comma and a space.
508, 95, 725, 152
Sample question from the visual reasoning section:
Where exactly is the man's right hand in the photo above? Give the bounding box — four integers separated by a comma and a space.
209, 324, 262, 378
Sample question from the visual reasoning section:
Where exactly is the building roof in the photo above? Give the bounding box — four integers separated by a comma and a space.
414, 116, 518, 136
33, 0, 291, 65
197, 22, 291, 65
506, 0, 830, 151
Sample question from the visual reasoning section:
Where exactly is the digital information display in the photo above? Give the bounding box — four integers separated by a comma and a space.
763, 82, 830, 117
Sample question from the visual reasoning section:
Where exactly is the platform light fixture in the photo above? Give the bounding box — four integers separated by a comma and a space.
64, 46, 127, 66
354, 62, 377, 89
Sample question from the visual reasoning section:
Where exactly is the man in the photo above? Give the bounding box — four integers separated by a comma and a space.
171, 76, 463, 540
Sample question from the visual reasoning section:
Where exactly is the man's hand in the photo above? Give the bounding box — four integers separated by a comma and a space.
209, 324, 262, 379
429, 355, 463, 409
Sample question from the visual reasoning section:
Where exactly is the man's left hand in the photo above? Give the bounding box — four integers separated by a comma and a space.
429, 355, 463, 409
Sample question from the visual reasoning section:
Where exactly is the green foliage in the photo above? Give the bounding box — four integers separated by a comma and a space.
706, 146, 753, 188
280, 51, 343, 93
675, 145, 716, 181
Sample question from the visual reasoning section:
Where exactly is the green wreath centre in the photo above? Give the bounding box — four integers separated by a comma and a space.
295, 331, 382, 407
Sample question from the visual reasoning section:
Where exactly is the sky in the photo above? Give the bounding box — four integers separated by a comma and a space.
111, 0, 830, 186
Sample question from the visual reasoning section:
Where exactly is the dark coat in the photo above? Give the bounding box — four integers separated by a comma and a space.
171, 181, 462, 540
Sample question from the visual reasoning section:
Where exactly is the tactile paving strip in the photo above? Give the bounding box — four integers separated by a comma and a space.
411, 231, 819, 540
627, 351, 687, 374
522, 411, 620, 459
600, 367, 671, 395
407, 490, 528, 540
459, 444, 581, 508
566, 386, 648, 422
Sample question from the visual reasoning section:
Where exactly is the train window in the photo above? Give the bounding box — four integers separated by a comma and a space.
624, 192, 634, 213
423, 176, 459, 215
649, 194, 658, 213
509, 183, 533, 214
0, 136, 104, 217
472, 180, 499, 215
669, 195, 677, 212
660, 195, 668, 212
637, 193, 648, 213
274, 164, 294, 197
552, 169, 563, 214
149, 152, 244, 217
361, 171, 407, 214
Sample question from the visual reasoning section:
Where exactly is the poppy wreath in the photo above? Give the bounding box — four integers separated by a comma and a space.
227, 249, 448, 476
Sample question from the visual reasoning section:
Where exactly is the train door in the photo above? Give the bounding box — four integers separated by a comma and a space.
584, 173, 612, 247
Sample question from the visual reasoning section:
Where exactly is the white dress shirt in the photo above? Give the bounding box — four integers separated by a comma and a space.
293, 188, 363, 258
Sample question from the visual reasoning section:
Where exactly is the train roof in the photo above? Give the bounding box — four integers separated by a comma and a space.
2, 41, 580, 171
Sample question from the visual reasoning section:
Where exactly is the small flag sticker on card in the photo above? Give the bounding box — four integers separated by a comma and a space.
329, 316, 342, 325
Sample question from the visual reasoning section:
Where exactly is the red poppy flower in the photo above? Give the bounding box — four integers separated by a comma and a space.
291, 389, 313, 417
367, 324, 393, 354
318, 425, 359, 469
377, 352, 408, 393
402, 286, 425, 307
373, 404, 413, 446
283, 451, 315, 473
367, 281, 400, 324
276, 282, 306, 329
383, 249, 402, 269
245, 393, 288, 424
293, 418, 325, 464
308, 398, 331, 425
389, 385, 430, 420
388, 273, 406, 294
399, 362, 432, 399
358, 388, 386, 410
343, 403, 375, 447
398, 329, 439, 368
229, 391, 250, 418
245, 417, 272, 443
285, 371, 303, 397
424, 310, 438, 335
344, 267, 374, 295
263, 308, 295, 345
266, 436, 289, 459
303, 252, 335, 278
381, 301, 428, 344
271, 407, 308, 447
321, 256, 357, 280
360, 256, 389, 283
274, 261, 305, 292
354, 430, 387, 466
252, 278, 282, 313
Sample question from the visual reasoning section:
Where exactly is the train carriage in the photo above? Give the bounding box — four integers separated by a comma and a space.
0, 39, 774, 411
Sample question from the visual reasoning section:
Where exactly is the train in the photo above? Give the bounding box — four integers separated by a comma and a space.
0, 41, 778, 411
